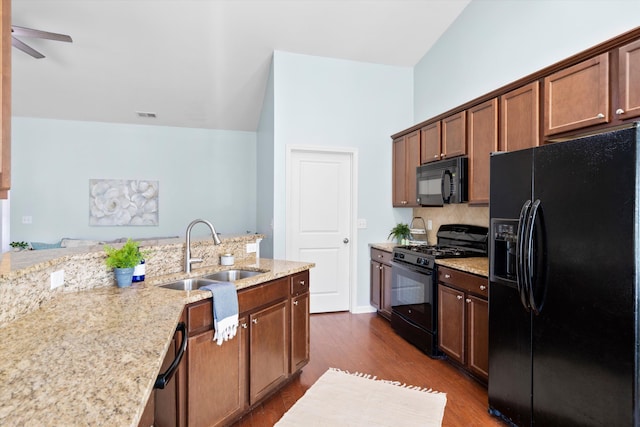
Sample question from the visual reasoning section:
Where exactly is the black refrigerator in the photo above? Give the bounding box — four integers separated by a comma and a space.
488, 124, 639, 427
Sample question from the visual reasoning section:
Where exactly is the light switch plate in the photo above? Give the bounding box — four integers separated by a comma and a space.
50, 270, 64, 290
357, 218, 367, 229
246, 243, 257, 253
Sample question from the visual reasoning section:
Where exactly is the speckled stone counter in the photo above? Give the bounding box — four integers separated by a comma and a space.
369, 242, 396, 252
0, 257, 314, 427
436, 257, 488, 277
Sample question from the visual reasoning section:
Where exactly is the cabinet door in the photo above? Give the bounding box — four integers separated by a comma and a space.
466, 295, 489, 382
617, 39, 640, 121
370, 260, 381, 309
380, 263, 393, 319
291, 292, 310, 373
467, 98, 498, 204
392, 137, 407, 206
249, 300, 288, 405
438, 284, 465, 364
544, 53, 609, 136
421, 121, 441, 163
404, 131, 421, 207
186, 320, 247, 427
442, 111, 466, 158
500, 81, 540, 152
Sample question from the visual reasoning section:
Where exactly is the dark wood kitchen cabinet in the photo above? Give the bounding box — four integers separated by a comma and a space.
420, 121, 441, 163
467, 98, 498, 204
392, 130, 420, 207
370, 247, 393, 320
617, 39, 640, 121
0, 0, 11, 199
437, 266, 489, 383
544, 53, 610, 136
500, 81, 540, 152
154, 270, 310, 427
441, 111, 466, 159
290, 270, 310, 373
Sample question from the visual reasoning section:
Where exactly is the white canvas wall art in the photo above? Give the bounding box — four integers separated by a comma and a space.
89, 179, 159, 226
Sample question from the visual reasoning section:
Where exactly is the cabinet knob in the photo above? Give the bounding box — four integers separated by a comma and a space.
293, 300, 299, 306
616, 108, 625, 115
596, 113, 605, 119
480, 285, 487, 291
433, 154, 439, 159
445, 274, 451, 279
466, 298, 471, 303
378, 254, 383, 258
241, 323, 248, 329
300, 280, 306, 286
456, 295, 463, 300
252, 318, 258, 324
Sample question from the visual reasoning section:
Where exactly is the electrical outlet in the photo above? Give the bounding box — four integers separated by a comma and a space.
246, 243, 257, 253
50, 270, 64, 290
427, 219, 433, 230
22, 216, 33, 224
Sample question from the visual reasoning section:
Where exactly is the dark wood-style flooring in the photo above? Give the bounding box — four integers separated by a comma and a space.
232, 311, 505, 427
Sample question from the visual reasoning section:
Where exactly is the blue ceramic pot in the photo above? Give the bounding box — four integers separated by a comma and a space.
114, 267, 135, 288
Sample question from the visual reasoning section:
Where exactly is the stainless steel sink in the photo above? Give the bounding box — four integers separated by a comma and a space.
159, 278, 220, 291
202, 269, 263, 282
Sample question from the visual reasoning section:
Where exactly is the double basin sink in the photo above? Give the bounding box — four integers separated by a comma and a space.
160, 269, 264, 291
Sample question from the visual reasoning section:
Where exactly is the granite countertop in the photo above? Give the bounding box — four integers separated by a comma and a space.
368, 242, 488, 277
0, 258, 314, 426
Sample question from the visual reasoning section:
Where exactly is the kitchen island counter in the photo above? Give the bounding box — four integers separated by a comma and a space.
0, 258, 313, 427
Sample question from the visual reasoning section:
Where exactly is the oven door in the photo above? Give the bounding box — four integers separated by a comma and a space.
390, 260, 436, 333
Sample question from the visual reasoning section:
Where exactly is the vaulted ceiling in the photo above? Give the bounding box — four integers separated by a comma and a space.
11, 0, 470, 131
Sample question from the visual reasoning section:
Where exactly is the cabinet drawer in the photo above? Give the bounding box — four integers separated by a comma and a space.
239, 277, 288, 314
290, 270, 310, 296
371, 248, 392, 265
187, 299, 213, 335
438, 267, 488, 298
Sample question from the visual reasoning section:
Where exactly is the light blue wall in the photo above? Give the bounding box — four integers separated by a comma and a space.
271, 51, 414, 310
11, 118, 257, 243
414, 0, 640, 122
256, 60, 276, 258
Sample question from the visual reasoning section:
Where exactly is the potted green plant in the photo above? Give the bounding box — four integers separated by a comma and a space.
10, 241, 29, 251
388, 223, 410, 244
104, 239, 145, 287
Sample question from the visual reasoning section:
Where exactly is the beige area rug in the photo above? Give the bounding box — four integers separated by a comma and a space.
275, 368, 447, 427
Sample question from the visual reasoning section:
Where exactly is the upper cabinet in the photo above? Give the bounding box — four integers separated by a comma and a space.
441, 111, 466, 160
617, 39, 640, 121
392, 130, 420, 207
500, 82, 540, 152
420, 112, 466, 164
0, 0, 10, 199
467, 99, 498, 204
543, 53, 609, 136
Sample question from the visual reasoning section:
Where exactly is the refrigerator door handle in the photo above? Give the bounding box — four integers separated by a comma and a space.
527, 199, 542, 314
517, 200, 532, 311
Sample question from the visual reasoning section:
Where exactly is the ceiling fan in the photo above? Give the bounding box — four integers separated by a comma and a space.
11, 25, 72, 59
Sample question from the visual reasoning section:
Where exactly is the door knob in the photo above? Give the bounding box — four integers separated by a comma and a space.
343, 238, 349, 243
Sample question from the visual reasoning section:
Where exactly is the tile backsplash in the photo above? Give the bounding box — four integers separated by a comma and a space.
412, 204, 489, 245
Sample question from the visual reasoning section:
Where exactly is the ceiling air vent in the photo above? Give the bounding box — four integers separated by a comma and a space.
136, 111, 157, 118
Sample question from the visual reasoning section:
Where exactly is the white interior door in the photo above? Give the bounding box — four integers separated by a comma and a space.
287, 148, 354, 313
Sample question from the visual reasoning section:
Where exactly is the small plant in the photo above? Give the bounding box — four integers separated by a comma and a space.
10, 241, 29, 250
388, 223, 411, 242
104, 239, 146, 269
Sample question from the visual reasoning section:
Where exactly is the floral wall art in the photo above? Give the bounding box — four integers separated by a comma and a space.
89, 179, 159, 226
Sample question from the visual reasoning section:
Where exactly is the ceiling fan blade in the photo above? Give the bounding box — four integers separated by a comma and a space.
11, 25, 72, 43
11, 36, 45, 59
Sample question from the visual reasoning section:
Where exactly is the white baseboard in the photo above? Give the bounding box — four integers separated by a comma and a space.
351, 305, 377, 314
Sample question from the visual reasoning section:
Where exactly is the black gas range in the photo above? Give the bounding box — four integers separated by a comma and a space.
390, 224, 488, 357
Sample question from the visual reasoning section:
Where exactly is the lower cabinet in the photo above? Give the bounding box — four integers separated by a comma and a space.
437, 266, 489, 383
249, 300, 288, 405
370, 248, 393, 320
290, 270, 310, 373
154, 270, 311, 427
187, 318, 247, 427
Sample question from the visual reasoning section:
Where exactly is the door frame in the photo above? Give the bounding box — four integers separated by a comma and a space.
285, 145, 358, 313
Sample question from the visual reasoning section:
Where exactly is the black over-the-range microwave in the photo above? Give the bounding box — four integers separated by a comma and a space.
416, 156, 468, 207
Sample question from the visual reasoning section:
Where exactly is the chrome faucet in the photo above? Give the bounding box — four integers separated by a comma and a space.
185, 219, 222, 273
